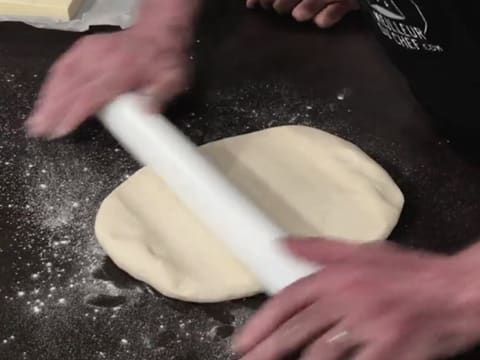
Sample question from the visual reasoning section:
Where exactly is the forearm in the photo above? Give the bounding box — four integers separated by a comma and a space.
457, 240, 480, 263
132, 0, 202, 48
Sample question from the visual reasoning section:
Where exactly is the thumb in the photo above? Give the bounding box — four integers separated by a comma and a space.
314, 1, 356, 28
140, 67, 189, 113
285, 236, 360, 263
286, 237, 418, 268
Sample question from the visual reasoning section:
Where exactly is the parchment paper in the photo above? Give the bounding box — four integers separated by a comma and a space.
0, 0, 140, 32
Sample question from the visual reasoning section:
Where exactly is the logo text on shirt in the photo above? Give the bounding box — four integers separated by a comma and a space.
367, 0, 443, 52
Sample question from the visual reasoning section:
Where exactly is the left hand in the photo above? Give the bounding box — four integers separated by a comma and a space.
233, 237, 480, 360
26, 28, 190, 139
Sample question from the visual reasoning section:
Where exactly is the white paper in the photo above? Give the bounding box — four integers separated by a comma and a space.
0, 0, 140, 32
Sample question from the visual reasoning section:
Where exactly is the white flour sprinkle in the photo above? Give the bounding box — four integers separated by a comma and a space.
0, 76, 355, 359
2, 130, 250, 359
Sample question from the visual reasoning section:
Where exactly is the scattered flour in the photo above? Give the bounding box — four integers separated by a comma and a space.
1, 76, 351, 359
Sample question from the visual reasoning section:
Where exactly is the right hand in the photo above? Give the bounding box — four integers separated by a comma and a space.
26, 29, 190, 139
246, 0, 359, 28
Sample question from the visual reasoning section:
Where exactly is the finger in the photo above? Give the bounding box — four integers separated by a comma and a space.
35, 59, 81, 106
246, 0, 259, 8
27, 60, 92, 135
259, 0, 273, 10
287, 237, 393, 265
354, 341, 427, 360
54, 71, 143, 137
301, 323, 359, 360
272, 0, 302, 14
239, 301, 341, 360
26, 73, 95, 138
141, 66, 187, 112
33, 37, 99, 109
292, 0, 328, 21
31, 70, 139, 138
233, 274, 319, 354
314, 2, 353, 28
28, 76, 103, 138
287, 237, 408, 267
27, 53, 109, 137
287, 237, 362, 263
288, 237, 442, 272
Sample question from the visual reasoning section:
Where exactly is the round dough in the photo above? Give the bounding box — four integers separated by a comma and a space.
95, 126, 404, 303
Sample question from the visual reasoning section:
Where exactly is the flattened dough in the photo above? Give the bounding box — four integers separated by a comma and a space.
0, 0, 84, 20
95, 126, 404, 302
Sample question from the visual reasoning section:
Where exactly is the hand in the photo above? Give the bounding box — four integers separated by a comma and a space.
26, 29, 189, 139
233, 237, 480, 360
246, 0, 359, 28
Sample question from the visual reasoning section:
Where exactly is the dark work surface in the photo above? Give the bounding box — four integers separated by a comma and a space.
0, 1, 479, 359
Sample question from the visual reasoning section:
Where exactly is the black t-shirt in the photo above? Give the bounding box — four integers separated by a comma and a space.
359, 0, 480, 142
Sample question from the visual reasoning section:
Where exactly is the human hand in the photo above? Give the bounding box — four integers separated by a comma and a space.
234, 237, 480, 360
26, 29, 189, 139
246, 0, 359, 28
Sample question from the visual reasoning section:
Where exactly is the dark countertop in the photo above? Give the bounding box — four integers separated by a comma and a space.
0, 1, 479, 359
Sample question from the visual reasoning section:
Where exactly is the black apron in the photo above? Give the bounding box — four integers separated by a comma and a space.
359, 0, 480, 145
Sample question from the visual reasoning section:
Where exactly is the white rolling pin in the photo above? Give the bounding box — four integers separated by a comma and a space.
99, 94, 319, 295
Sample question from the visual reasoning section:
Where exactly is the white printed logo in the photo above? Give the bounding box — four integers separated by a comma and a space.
370, 0, 406, 20
367, 0, 443, 52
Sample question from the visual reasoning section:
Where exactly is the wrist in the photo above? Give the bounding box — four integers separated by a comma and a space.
131, 0, 199, 50
130, 23, 192, 52
448, 244, 480, 314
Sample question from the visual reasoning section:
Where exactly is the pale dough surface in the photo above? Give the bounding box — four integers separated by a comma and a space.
95, 126, 404, 302
0, 0, 83, 20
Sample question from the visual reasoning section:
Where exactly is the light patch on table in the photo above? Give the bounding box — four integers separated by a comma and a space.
0, 0, 84, 20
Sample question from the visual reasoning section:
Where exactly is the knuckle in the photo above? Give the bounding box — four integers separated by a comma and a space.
292, 12, 302, 21
367, 298, 400, 317
74, 34, 110, 53
393, 315, 417, 335
337, 274, 367, 292
52, 57, 77, 75
301, 1, 318, 12
272, 0, 291, 12
376, 312, 417, 340
73, 35, 95, 49
114, 54, 138, 69
314, 16, 330, 28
